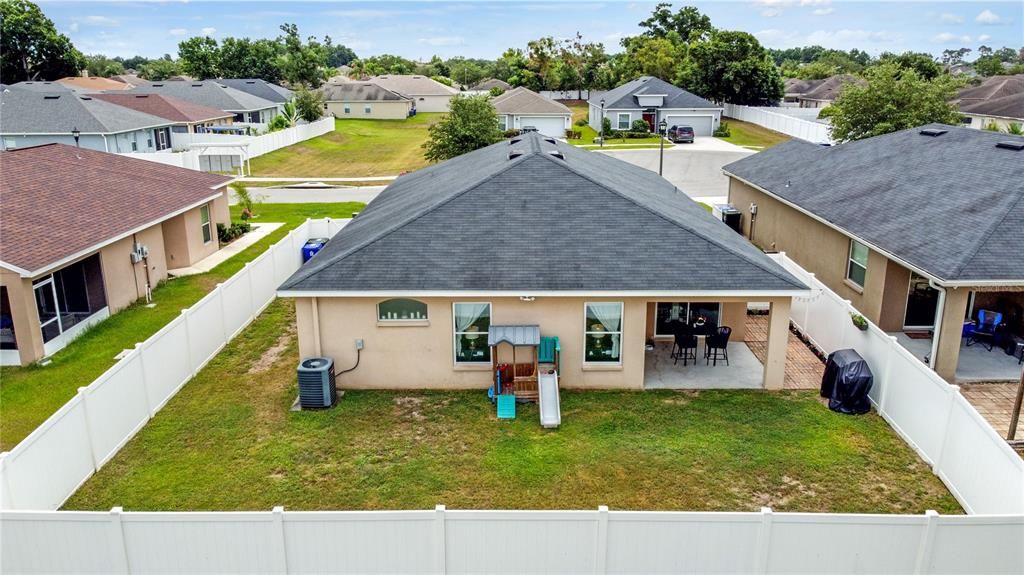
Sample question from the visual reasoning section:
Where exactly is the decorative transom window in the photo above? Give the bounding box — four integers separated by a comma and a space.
616, 113, 630, 130
847, 239, 869, 287
377, 299, 428, 321
453, 303, 491, 364
585, 302, 623, 364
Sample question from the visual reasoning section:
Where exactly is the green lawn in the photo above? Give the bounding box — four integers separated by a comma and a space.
65, 300, 960, 514
248, 115, 443, 177
718, 118, 792, 150
0, 203, 363, 451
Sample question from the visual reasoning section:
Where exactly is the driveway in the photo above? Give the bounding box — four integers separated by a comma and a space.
232, 185, 387, 205
599, 137, 753, 199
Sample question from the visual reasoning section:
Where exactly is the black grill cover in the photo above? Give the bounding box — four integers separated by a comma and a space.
820, 349, 874, 415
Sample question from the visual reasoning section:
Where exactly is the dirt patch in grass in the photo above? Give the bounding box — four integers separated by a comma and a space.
249, 325, 296, 374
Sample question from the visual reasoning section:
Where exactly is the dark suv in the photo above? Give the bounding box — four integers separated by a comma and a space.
667, 125, 695, 143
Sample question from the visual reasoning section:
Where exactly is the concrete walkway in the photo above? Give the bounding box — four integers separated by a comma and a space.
168, 222, 283, 276
234, 186, 386, 205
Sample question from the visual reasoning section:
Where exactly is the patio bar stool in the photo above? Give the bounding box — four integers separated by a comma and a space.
673, 333, 698, 366
705, 326, 732, 366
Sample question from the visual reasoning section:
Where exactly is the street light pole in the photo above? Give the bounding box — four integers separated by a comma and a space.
658, 119, 668, 176
599, 98, 605, 148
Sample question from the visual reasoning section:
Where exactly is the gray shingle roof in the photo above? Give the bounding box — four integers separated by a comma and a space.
472, 79, 512, 91
491, 87, 571, 115
320, 82, 411, 102
280, 132, 805, 293
217, 79, 294, 103
961, 92, 1024, 120
6, 81, 73, 92
0, 90, 172, 134
124, 81, 277, 112
591, 76, 719, 110
800, 75, 864, 101
723, 124, 1024, 284
370, 75, 459, 96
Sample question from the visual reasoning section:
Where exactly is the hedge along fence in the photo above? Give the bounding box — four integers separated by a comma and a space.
0, 219, 349, 512
1, 507, 1021, 574
768, 253, 1024, 515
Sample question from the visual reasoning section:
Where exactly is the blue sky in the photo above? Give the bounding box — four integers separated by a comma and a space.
40, 1, 1024, 61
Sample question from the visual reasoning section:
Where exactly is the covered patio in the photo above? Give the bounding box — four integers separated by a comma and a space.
894, 332, 1023, 383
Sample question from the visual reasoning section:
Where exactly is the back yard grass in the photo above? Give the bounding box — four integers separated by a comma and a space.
718, 118, 791, 150
0, 203, 363, 451
64, 300, 960, 514
248, 115, 443, 177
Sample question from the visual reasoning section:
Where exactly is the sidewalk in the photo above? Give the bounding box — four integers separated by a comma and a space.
168, 222, 283, 276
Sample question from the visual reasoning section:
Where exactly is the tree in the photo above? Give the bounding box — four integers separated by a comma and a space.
177, 36, 221, 79
219, 37, 282, 82
324, 40, 356, 68
795, 60, 839, 80
826, 63, 965, 142
1, 0, 85, 81
619, 35, 686, 83
84, 54, 124, 77
138, 57, 179, 80
876, 51, 942, 80
447, 57, 487, 88
974, 56, 1005, 77
276, 23, 329, 88
638, 3, 713, 43
681, 30, 782, 105
940, 47, 972, 66
422, 95, 503, 162
293, 88, 324, 122
494, 48, 533, 87
526, 37, 560, 90
992, 46, 1018, 63
117, 55, 150, 71
555, 32, 608, 98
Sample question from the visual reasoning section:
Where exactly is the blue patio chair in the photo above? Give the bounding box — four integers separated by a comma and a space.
967, 310, 1003, 351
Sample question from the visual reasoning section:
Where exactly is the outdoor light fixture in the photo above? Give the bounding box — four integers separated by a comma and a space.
658, 119, 668, 176
519, 296, 536, 302
71, 127, 80, 147
599, 98, 605, 148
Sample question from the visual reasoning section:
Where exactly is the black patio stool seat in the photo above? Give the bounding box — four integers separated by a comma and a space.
705, 326, 732, 366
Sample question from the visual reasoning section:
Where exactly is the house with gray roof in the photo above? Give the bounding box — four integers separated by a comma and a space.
0, 89, 176, 153
795, 74, 865, 108
957, 75, 1024, 131
491, 87, 571, 137
320, 82, 413, 119
724, 124, 1024, 383
124, 81, 280, 124
278, 132, 805, 392
369, 74, 458, 112
588, 76, 722, 136
217, 78, 293, 104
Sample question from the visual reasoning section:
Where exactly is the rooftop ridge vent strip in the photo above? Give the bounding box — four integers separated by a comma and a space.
995, 141, 1024, 151
919, 128, 947, 137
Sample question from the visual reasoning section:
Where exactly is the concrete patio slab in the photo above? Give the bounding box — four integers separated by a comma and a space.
644, 341, 763, 389
893, 332, 1023, 383
168, 222, 283, 277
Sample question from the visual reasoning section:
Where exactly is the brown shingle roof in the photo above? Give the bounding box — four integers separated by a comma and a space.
800, 75, 865, 102
91, 93, 234, 123
0, 144, 231, 274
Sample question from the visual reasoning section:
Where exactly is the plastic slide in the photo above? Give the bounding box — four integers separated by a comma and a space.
538, 371, 561, 428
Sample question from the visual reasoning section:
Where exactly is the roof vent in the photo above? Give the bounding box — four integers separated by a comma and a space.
79, 96, 92, 100
43, 95, 60, 99
152, 83, 164, 87
245, 80, 256, 84
919, 128, 947, 137
509, 149, 525, 160
191, 83, 203, 87
509, 137, 522, 145
995, 141, 1024, 151
543, 137, 556, 144
135, 94, 149, 98
548, 150, 565, 160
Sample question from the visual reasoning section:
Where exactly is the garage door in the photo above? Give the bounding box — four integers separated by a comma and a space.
664, 115, 714, 137
518, 116, 566, 138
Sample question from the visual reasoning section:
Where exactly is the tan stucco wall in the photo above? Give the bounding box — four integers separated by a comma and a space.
0, 269, 44, 364
99, 224, 169, 312
326, 100, 412, 120
293, 295, 786, 390
411, 95, 452, 113
162, 192, 230, 269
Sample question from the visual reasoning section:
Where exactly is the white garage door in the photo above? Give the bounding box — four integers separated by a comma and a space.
518, 116, 566, 138
664, 115, 714, 137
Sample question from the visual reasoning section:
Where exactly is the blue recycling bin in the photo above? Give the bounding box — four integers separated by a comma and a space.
302, 238, 329, 262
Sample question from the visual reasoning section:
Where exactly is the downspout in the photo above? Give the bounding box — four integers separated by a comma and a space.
928, 280, 946, 370
102, 134, 109, 153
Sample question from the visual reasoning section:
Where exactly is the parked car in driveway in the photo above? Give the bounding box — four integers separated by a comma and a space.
668, 125, 695, 143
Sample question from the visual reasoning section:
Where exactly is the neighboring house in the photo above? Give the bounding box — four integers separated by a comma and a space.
124, 81, 279, 125
471, 78, 512, 92
5, 81, 73, 92
795, 75, 864, 108
723, 124, 1024, 382
369, 74, 458, 112
946, 63, 978, 78
588, 76, 722, 136
320, 82, 413, 119
110, 74, 149, 87
277, 133, 805, 391
491, 87, 572, 137
957, 75, 1024, 131
0, 89, 176, 152
0, 144, 232, 366
217, 78, 293, 106
782, 78, 823, 105
56, 75, 133, 92
91, 93, 235, 134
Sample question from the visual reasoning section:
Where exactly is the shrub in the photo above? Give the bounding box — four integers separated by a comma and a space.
713, 122, 731, 137
217, 222, 251, 244
230, 182, 262, 220
631, 119, 650, 133
503, 128, 522, 138
626, 131, 650, 139
1007, 122, 1024, 136
565, 129, 582, 140
850, 314, 869, 331
574, 118, 587, 127
601, 117, 612, 136
489, 86, 505, 97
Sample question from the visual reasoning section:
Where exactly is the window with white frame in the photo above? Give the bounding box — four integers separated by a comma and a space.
847, 239, 868, 287
364, 104, 372, 114
616, 113, 630, 130
498, 116, 508, 131
343, 104, 351, 114
200, 204, 212, 244
378, 299, 428, 322
584, 302, 623, 363
453, 303, 490, 364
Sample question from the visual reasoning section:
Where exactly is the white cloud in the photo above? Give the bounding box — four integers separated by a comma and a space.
69, 15, 118, 32
976, 10, 1001, 24
416, 36, 464, 47
761, 8, 782, 17
939, 13, 963, 24
978, 34, 992, 42
753, 28, 802, 47
200, 27, 216, 36
931, 32, 973, 44
812, 8, 833, 16
168, 28, 188, 36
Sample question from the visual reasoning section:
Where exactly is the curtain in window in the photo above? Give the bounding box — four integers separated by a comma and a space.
587, 303, 622, 358
455, 303, 489, 332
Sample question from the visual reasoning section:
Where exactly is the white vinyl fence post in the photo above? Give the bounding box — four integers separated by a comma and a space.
913, 510, 939, 575
134, 344, 155, 418
753, 507, 773, 574
244, 262, 257, 322
595, 506, 609, 574
182, 309, 196, 376
272, 506, 289, 574
434, 505, 447, 574
109, 507, 131, 574
878, 337, 898, 414
803, 272, 815, 333
0, 452, 14, 509
77, 387, 101, 471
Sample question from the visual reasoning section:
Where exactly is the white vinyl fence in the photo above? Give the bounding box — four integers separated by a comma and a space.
540, 89, 607, 101
2, 506, 1021, 574
118, 117, 335, 173
0, 219, 348, 512
769, 253, 1024, 515
724, 103, 834, 144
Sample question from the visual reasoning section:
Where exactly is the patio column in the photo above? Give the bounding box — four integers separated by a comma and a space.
764, 298, 791, 390
934, 287, 970, 382
2, 274, 45, 365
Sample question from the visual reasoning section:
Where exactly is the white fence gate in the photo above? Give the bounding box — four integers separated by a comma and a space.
0, 219, 348, 512
768, 253, 1024, 515
724, 103, 834, 144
